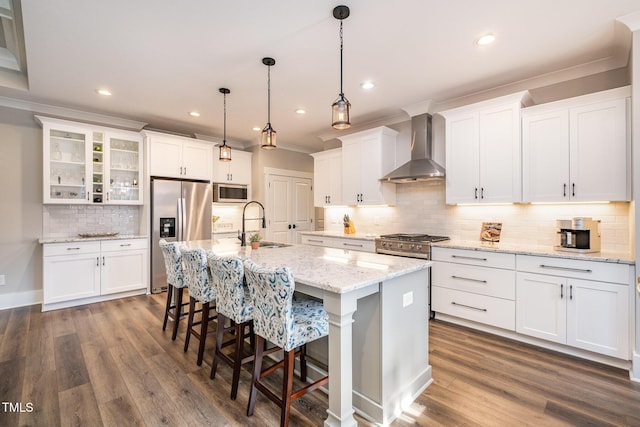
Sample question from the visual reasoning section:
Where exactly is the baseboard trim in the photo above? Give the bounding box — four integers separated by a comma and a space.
0, 289, 43, 310
631, 352, 640, 382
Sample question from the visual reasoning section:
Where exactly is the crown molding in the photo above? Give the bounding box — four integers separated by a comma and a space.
617, 10, 640, 32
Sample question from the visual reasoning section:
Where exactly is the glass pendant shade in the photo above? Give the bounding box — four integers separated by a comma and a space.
332, 94, 351, 130
219, 142, 231, 161
219, 87, 232, 161
261, 124, 276, 149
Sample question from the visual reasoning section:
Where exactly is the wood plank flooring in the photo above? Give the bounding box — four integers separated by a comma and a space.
1, 293, 639, 426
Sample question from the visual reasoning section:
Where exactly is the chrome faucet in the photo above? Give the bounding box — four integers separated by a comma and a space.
239, 200, 266, 246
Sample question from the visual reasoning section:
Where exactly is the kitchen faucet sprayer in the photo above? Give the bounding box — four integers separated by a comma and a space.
239, 200, 266, 246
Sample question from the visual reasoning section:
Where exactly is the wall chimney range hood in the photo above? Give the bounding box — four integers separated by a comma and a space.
381, 113, 445, 183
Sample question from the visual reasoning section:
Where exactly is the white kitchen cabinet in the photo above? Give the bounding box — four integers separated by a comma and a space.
515, 255, 630, 359
38, 116, 143, 205
212, 149, 252, 185
300, 234, 375, 253
337, 126, 397, 206
431, 247, 516, 330
310, 148, 342, 207
439, 92, 529, 204
522, 87, 630, 202
42, 238, 148, 311
145, 130, 212, 181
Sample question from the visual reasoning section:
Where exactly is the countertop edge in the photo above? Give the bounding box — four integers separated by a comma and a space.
431, 240, 634, 265
39, 235, 148, 244
298, 230, 379, 241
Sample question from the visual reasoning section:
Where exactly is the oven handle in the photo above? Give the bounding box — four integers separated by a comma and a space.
376, 248, 429, 259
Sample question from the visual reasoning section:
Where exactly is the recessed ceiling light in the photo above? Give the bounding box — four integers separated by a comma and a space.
189, 111, 200, 117
360, 81, 375, 90
252, 127, 261, 131
475, 33, 496, 46
96, 88, 112, 96
295, 109, 306, 114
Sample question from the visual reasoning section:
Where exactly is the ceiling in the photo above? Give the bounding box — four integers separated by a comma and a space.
2, 1, 639, 152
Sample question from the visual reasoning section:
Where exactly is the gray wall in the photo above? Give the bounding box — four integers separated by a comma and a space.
0, 107, 42, 303
250, 146, 314, 204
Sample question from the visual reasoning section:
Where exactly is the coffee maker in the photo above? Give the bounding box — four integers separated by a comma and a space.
556, 217, 601, 253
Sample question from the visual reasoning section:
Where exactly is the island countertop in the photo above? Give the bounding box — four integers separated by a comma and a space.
183, 238, 430, 294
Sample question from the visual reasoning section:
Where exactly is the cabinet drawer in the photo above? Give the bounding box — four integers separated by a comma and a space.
432, 286, 515, 330
332, 238, 375, 253
516, 255, 630, 284
101, 238, 147, 252
301, 235, 328, 246
432, 261, 515, 300
43, 241, 101, 256
432, 247, 515, 269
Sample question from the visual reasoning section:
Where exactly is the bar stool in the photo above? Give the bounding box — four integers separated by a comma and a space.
208, 253, 254, 400
182, 247, 217, 366
243, 259, 329, 427
159, 239, 189, 341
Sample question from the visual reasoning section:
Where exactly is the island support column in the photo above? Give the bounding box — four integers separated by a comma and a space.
322, 289, 359, 427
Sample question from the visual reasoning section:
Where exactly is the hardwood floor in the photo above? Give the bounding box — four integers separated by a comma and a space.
1, 293, 639, 426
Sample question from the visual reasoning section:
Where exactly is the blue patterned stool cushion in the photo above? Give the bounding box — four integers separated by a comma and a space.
208, 253, 253, 323
159, 239, 186, 289
182, 248, 216, 304
244, 259, 328, 352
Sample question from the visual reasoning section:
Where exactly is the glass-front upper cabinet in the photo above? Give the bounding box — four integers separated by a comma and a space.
38, 116, 143, 205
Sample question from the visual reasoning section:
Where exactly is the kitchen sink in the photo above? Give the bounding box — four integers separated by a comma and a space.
258, 241, 292, 248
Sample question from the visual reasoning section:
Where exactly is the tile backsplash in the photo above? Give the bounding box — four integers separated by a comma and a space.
43, 205, 140, 238
324, 181, 631, 253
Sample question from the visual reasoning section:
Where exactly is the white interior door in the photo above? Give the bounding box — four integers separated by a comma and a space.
266, 170, 314, 244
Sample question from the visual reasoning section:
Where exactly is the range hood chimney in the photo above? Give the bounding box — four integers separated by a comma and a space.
381, 113, 445, 183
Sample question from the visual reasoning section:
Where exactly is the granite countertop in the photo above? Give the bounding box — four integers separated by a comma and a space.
431, 240, 634, 265
183, 238, 429, 294
39, 234, 147, 244
298, 230, 379, 241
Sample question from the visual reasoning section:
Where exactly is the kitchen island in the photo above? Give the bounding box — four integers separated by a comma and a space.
185, 239, 432, 426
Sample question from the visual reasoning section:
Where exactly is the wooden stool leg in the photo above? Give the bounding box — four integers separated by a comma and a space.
281, 350, 295, 427
171, 287, 184, 341
247, 335, 265, 416
162, 284, 174, 331
299, 344, 307, 382
230, 322, 245, 400
197, 302, 210, 366
210, 313, 226, 379
184, 296, 196, 352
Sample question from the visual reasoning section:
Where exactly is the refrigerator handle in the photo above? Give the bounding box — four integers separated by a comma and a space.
181, 197, 187, 241
177, 198, 183, 241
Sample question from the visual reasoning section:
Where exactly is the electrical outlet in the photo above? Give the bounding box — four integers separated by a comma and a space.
402, 291, 413, 307
0, 275, 5, 286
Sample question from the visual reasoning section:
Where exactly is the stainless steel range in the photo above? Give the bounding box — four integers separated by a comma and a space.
375, 233, 449, 259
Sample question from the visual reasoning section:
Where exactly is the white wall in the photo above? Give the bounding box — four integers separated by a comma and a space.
0, 107, 43, 306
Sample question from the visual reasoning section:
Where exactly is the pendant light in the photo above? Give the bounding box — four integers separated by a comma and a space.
331, 5, 351, 130
219, 88, 232, 161
261, 57, 277, 150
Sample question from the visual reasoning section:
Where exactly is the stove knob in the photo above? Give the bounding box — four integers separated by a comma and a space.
416, 244, 423, 250
382, 242, 387, 248
398, 243, 404, 249
409, 244, 416, 250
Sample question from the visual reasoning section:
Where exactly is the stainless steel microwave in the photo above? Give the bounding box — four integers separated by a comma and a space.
212, 183, 248, 203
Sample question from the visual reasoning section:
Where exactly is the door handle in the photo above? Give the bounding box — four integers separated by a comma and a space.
292, 224, 296, 229
288, 224, 292, 229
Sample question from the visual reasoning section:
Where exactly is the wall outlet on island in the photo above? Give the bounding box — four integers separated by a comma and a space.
0, 275, 5, 286
402, 291, 413, 307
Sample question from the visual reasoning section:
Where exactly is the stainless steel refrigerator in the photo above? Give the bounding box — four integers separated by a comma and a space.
151, 178, 212, 293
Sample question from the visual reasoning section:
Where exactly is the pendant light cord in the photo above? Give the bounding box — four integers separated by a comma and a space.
267, 64, 272, 125
339, 19, 344, 97
223, 92, 227, 143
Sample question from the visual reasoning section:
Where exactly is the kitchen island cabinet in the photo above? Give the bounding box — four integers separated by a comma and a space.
186, 239, 431, 426
522, 86, 631, 202
41, 237, 148, 311
299, 231, 376, 253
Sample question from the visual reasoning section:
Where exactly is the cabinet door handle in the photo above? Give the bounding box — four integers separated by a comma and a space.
452, 302, 487, 312
539, 264, 592, 273
102, 256, 105, 266
474, 188, 478, 199
87, 191, 90, 201
343, 243, 363, 248
67, 247, 81, 251
184, 167, 187, 175
451, 275, 487, 284
560, 283, 564, 299
120, 243, 132, 247
96, 256, 100, 266
569, 284, 573, 300
451, 255, 487, 261
480, 187, 484, 199
308, 239, 324, 243
572, 183, 575, 197
328, 195, 331, 203
229, 173, 232, 181
563, 183, 567, 197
